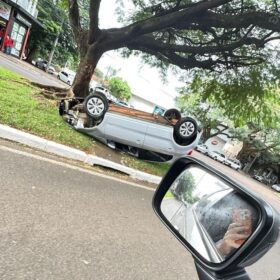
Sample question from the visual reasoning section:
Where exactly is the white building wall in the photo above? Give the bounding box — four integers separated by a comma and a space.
130, 95, 155, 112
11, 0, 38, 17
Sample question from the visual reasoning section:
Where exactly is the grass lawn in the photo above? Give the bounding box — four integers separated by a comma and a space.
122, 155, 170, 177
0, 66, 170, 177
0, 67, 93, 151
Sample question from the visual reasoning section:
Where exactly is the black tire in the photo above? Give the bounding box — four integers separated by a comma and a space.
84, 92, 108, 121
174, 117, 197, 141
164, 108, 181, 121
58, 100, 65, 116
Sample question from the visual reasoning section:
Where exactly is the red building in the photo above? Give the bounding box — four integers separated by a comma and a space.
0, 0, 42, 59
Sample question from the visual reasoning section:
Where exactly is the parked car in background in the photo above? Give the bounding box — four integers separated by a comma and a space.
225, 158, 242, 170
196, 144, 209, 155
35, 59, 56, 75
114, 100, 134, 108
90, 85, 134, 108
253, 174, 265, 183
35, 58, 48, 70
208, 151, 226, 163
47, 65, 56, 75
58, 70, 76, 86
271, 184, 280, 192
90, 85, 117, 102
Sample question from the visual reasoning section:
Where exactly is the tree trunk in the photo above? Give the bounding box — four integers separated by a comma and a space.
236, 141, 254, 162
26, 46, 38, 63
201, 127, 211, 142
72, 45, 103, 98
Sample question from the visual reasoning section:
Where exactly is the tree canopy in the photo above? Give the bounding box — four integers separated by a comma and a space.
62, 0, 280, 97
27, 0, 78, 68
177, 66, 280, 129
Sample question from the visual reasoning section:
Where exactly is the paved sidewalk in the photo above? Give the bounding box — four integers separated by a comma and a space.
0, 124, 162, 184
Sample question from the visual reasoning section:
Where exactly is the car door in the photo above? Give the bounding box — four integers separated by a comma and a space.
103, 113, 147, 148
143, 123, 175, 154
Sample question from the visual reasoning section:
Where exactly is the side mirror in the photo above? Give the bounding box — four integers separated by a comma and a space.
153, 157, 279, 279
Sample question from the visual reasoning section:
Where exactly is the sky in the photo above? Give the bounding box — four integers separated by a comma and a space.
97, 0, 184, 107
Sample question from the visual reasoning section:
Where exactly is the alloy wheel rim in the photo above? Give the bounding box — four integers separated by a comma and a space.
179, 121, 195, 137
87, 97, 105, 116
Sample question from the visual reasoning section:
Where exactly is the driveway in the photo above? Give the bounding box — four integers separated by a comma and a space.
0, 52, 68, 88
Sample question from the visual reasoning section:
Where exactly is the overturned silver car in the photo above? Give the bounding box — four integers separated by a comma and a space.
58, 92, 200, 162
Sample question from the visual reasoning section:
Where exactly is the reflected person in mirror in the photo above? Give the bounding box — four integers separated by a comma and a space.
216, 209, 252, 257
216, 222, 251, 257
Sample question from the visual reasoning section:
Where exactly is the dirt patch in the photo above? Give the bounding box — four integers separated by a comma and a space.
89, 139, 127, 164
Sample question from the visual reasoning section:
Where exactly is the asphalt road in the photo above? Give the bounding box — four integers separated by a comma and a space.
0, 53, 67, 88
0, 142, 280, 279
0, 143, 197, 280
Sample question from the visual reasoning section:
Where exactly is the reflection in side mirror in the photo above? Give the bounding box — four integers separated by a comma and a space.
161, 166, 259, 263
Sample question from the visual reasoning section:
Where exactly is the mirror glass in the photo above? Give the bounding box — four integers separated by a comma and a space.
161, 166, 260, 263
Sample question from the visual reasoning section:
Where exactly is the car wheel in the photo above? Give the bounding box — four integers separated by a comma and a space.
174, 117, 197, 141
164, 108, 181, 121
58, 100, 65, 116
84, 93, 108, 121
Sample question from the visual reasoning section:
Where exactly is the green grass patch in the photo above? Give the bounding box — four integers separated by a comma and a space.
0, 67, 23, 82
0, 67, 93, 151
122, 155, 170, 177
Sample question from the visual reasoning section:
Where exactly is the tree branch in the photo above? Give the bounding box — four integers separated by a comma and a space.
68, 0, 81, 36
126, 34, 268, 55
190, 11, 280, 32
89, 0, 102, 43
103, 0, 232, 47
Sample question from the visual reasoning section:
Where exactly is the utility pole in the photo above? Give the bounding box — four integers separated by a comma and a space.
46, 17, 65, 72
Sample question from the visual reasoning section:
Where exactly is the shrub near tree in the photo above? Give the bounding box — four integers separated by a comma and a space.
108, 77, 132, 101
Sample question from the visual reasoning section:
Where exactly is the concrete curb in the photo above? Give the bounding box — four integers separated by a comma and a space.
0, 124, 162, 184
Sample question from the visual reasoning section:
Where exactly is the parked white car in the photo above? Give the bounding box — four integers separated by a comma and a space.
58, 70, 76, 85
196, 144, 209, 155
208, 151, 226, 163
271, 184, 280, 192
225, 158, 242, 170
